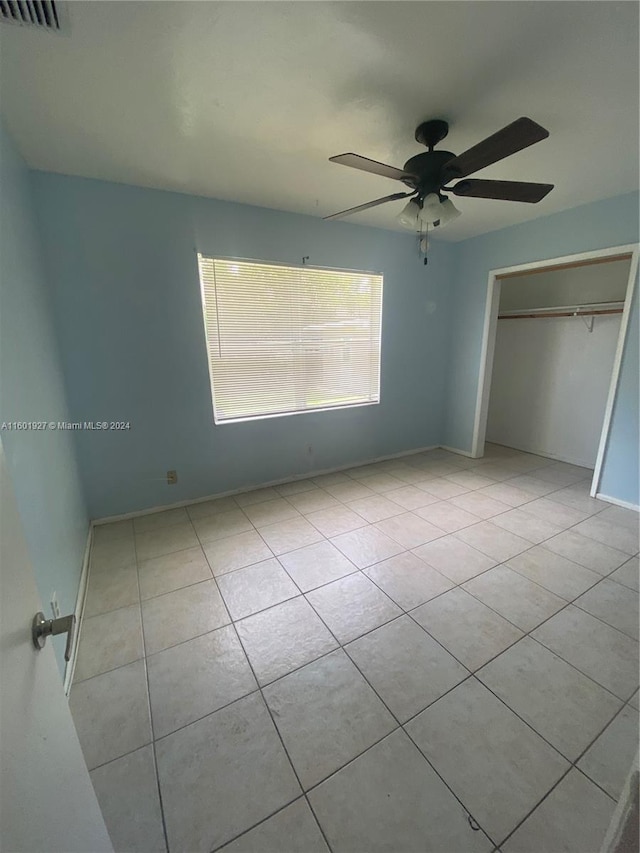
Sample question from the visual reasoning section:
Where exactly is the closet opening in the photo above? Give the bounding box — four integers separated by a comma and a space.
472, 244, 639, 500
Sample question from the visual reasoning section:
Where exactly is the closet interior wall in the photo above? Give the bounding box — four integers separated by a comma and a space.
486, 257, 632, 468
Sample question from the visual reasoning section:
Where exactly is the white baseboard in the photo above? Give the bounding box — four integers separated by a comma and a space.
93, 444, 440, 525
439, 445, 476, 458
485, 438, 593, 469
63, 524, 93, 696
595, 493, 640, 512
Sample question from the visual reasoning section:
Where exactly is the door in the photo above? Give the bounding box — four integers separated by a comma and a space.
0, 439, 112, 852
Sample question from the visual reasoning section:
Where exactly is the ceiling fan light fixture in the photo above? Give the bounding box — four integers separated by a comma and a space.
418, 193, 442, 226
397, 198, 421, 230
437, 197, 461, 227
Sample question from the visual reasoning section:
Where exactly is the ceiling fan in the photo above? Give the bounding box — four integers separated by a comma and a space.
324, 117, 553, 230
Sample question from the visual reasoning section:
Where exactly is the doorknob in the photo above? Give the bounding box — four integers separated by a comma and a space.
32, 612, 76, 662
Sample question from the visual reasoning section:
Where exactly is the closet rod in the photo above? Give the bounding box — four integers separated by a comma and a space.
499, 308, 623, 320
498, 301, 625, 321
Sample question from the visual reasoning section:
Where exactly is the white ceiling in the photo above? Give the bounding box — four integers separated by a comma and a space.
1, 1, 638, 241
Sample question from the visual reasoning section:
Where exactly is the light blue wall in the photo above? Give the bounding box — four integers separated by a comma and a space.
0, 126, 89, 673
443, 191, 639, 506
23, 166, 638, 522
32, 172, 454, 519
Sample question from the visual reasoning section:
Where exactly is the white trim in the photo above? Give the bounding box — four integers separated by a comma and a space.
595, 493, 640, 512
485, 244, 636, 280
471, 274, 502, 457
63, 524, 93, 695
599, 753, 638, 853
591, 250, 639, 496
198, 253, 384, 277
439, 445, 475, 458
213, 399, 379, 426
472, 244, 639, 487
92, 445, 439, 525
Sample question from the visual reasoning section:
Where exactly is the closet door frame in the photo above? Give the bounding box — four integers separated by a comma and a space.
471, 243, 639, 502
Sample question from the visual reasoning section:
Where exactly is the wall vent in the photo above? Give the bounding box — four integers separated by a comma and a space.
0, 0, 66, 32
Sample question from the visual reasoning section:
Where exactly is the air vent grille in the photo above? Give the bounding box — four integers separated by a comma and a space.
0, 0, 63, 31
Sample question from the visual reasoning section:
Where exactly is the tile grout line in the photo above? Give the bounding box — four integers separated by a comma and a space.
81, 561, 639, 769
359, 578, 629, 846
78, 497, 637, 701
77, 507, 638, 721
113, 447, 622, 540
132, 532, 171, 853
221, 618, 338, 853
79, 513, 636, 631
407, 540, 637, 701
235, 548, 503, 846
401, 655, 632, 848
356, 495, 637, 695
486, 697, 630, 850
306, 721, 498, 851
208, 795, 330, 853
84, 687, 264, 774
218, 471, 628, 582
77, 448, 637, 850
121, 455, 634, 587
311, 592, 505, 848
85, 633, 632, 853
281, 493, 637, 841
86, 525, 630, 703
453, 535, 639, 658
198, 502, 502, 849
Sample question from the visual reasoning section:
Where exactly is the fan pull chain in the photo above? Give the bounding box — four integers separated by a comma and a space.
418, 223, 429, 265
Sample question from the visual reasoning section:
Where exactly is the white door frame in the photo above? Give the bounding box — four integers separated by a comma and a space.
471, 243, 639, 498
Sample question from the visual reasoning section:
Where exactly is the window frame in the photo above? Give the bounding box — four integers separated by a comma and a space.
197, 254, 384, 425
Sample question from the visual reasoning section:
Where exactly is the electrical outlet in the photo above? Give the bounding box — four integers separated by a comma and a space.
51, 591, 61, 620
167, 470, 178, 485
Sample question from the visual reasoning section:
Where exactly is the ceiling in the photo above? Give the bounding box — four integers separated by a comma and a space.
1, 1, 638, 241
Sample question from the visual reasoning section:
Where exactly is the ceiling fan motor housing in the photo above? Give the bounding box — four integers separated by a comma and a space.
402, 150, 456, 195
414, 119, 449, 148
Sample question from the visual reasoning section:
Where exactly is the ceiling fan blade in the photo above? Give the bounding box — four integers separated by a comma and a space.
323, 191, 415, 221
442, 118, 550, 180
451, 179, 554, 203
329, 153, 415, 182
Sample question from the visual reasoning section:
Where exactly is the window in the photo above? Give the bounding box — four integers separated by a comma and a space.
197, 255, 383, 423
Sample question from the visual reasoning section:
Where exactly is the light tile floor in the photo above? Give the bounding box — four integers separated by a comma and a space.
70, 444, 640, 853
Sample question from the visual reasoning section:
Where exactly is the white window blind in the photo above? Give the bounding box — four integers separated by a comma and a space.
197, 256, 383, 423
